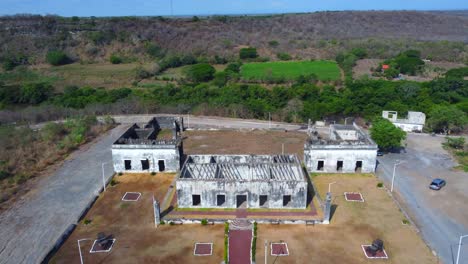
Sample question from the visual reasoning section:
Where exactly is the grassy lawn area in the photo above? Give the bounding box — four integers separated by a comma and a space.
241, 60, 341, 81
255, 173, 436, 264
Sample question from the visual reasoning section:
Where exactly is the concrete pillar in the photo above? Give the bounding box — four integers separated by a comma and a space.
322, 192, 332, 224
153, 196, 161, 227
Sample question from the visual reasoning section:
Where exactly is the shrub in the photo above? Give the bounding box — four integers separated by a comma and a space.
402, 218, 410, 225
277, 52, 292, 61
118, 172, 123, 176
239, 47, 258, 59
83, 219, 92, 225
46, 51, 70, 66
151, 171, 156, 176
159, 220, 166, 225
377, 182, 384, 188
201, 219, 208, 225
145, 42, 164, 59
109, 179, 117, 186
445, 137, 465, 149
2, 58, 17, 71
110, 55, 122, 64
169, 221, 175, 226
268, 40, 279, 47
184, 63, 215, 82
225, 62, 241, 73
20, 82, 53, 104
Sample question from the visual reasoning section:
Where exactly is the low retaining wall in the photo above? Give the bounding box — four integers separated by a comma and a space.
161, 218, 324, 225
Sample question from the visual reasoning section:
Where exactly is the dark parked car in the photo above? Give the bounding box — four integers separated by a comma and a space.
429, 179, 446, 190
377, 151, 384, 156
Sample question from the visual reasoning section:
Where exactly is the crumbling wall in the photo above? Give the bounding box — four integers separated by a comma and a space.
176, 180, 307, 209
112, 146, 180, 173
304, 148, 377, 173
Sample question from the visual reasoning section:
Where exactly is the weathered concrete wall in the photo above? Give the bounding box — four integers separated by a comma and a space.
176, 180, 307, 209
304, 148, 377, 173
112, 147, 180, 173
393, 122, 424, 132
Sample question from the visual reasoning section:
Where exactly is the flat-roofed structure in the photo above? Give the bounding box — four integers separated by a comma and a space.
304, 123, 378, 173
176, 154, 308, 209
382, 110, 426, 132
112, 117, 183, 173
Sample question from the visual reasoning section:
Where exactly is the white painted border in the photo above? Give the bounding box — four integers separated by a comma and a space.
121, 192, 142, 202
193, 242, 213, 256
361, 245, 388, 259
344, 192, 365, 202
271, 242, 289, 256
89, 239, 116, 253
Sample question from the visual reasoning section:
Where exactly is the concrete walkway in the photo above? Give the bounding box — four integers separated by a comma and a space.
0, 125, 128, 264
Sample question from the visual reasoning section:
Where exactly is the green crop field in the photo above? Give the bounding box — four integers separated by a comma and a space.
240, 60, 341, 81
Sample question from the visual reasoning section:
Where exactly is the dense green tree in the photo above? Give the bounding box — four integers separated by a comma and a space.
277, 52, 292, 61
46, 51, 70, 66
239, 47, 258, 59
110, 54, 122, 64
370, 117, 407, 150
184, 63, 215, 82
20, 82, 53, 104
428, 105, 467, 134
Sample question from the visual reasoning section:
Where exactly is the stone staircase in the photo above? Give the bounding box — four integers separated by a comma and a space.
229, 219, 253, 231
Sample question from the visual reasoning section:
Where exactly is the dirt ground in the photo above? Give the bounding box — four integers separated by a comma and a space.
50, 173, 224, 264
183, 130, 308, 158
255, 174, 437, 264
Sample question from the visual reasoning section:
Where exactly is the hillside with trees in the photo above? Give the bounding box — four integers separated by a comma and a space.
0, 11, 468, 66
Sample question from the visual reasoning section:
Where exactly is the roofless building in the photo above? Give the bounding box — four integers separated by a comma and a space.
176, 154, 308, 209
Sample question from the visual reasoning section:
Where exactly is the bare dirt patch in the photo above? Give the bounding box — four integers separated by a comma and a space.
51, 173, 224, 264
183, 130, 308, 158
255, 174, 437, 264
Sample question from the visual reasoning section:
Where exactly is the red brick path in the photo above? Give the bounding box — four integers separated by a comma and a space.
229, 230, 252, 264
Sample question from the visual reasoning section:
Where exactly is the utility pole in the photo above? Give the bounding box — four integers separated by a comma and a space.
456, 234, 468, 264
328, 181, 336, 193
391, 160, 404, 192
101, 162, 108, 192
77, 238, 92, 264
268, 112, 271, 129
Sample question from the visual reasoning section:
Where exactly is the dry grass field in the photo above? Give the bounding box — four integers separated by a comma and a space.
50, 173, 224, 264
33, 63, 155, 89
255, 174, 437, 264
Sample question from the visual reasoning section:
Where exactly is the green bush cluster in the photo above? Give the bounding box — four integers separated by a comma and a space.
239, 47, 258, 59
46, 51, 70, 66
251, 222, 258, 261
277, 52, 292, 61
201, 218, 208, 225
224, 222, 229, 263
110, 54, 122, 64
184, 63, 215, 82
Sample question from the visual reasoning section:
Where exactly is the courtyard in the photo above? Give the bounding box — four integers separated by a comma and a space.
51, 172, 436, 263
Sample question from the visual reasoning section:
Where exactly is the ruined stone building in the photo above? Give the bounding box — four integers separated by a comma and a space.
176, 154, 308, 209
112, 117, 183, 173
304, 123, 378, 173
382, 110, 426, 132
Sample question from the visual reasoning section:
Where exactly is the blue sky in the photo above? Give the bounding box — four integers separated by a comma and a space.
1, 0, 467, 17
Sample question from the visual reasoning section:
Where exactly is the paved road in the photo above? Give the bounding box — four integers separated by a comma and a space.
0, 125, 128, 264
376, 133, 468, 264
